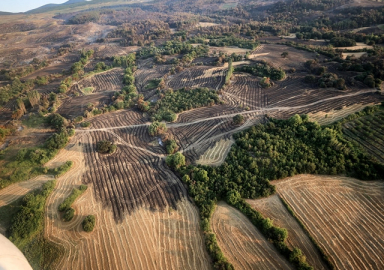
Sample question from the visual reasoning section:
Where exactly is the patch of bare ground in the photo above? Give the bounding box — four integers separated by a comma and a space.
335, 42, 373, 51
272, 174, 384, 270
247, 195, 329, 270
308, 103, 378, 125
248, 44, 317, 70
71, 68, 124, 94
167, 66, 226, 90
342, 52, 368, 59
57, 91, 113, 119
208, 46, 250, 55
44, 133, 211, 270
211, 201, 294, 270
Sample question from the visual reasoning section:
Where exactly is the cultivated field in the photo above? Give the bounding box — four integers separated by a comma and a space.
167, 66, 226, 90
273, 174, 384, 270
196, 138, 234, 166
247, 195, 329, 270
44, 132, 211, 270
71, 68, 124, 94
57, 92, 113, 119
308, 103, 377, 125
211, 201, 294, 270
342, 109, 384, 164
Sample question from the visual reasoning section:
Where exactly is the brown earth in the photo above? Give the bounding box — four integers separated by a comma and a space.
272, 174, 384, 270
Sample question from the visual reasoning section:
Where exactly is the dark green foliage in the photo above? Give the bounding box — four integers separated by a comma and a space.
166, 139, 179, 154
152, 88, 219, 122
225, 59, 234, 85
96, 141, 117, 154
165, 152, 186, 170
68, 11, 100, 24
80, 121, 91, 127
47, 113, 67, 130
112, 53, 136, 68
235, 62, 285, 81
233, 114, 244, 125
148, 121, 167, 136
45, 131, 69, 151
9, 180, 56, 241
51, 161, 73, 178
63, 208, 75, 222
330, 37, 356, 47
0, 126, 11, 142
58, 185, 87, 213
82, 215, 95, 232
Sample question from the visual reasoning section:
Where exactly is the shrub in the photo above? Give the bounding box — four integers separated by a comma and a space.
63, 208, 75, 222
166, 139, 179, 154
148, 121, 167, 136
233, 114, 244, 125
58, 185, 88, 212
82, 215, 95, 232
80, 121, 91, 128
96, 141, 117, 154
165, 152, 186, 170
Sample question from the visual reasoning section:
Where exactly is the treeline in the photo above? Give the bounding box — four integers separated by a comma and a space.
58, 185, 87, 222
189, 35, 259, 50
151, 87, 220, 122
235, 61, 286, 81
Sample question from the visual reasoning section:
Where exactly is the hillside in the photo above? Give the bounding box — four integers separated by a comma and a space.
0, 0, 384, 269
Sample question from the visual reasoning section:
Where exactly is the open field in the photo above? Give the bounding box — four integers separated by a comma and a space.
273, 174, 384, 270
342, 52, 367, 59
43, 130, 211, 270
335, 42, 373, 50
211, 201, 294, 270
247, 195, 329, 270
248, 44, 317, 70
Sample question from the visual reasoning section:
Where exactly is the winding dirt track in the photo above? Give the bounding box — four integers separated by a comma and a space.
273, 175, 384, 270
247, 195, 329, 270
211, 201, 294, 270
44, 134, 211, 270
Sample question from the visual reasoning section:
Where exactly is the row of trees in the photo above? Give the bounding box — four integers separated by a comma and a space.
58, 184, 87, 222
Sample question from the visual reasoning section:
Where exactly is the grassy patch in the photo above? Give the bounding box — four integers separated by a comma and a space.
81, 87, 94, 95
22, 113, 47, 129
145, 79, 162, 90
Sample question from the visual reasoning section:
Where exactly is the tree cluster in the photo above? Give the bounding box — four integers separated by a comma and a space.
96, 141, 117, 154
58, 185, 87, 222
152, 88, 220, 122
